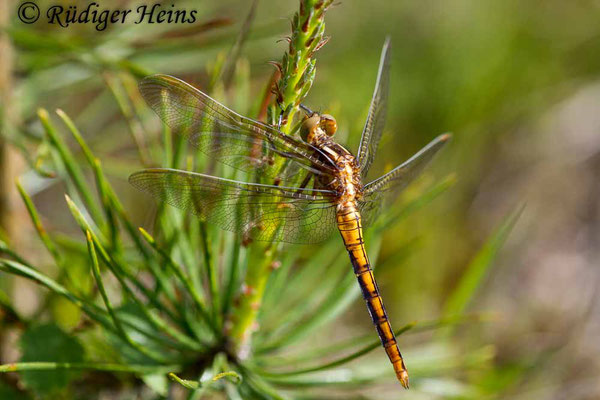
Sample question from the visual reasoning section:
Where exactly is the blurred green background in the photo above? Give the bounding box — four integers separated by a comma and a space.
2, 0, 600, 398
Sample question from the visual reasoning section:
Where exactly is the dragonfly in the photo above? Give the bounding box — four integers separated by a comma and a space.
129, 38, 449, 389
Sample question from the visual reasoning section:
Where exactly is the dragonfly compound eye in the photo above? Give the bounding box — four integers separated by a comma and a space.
320, 114, 337, 136
300, 114, 321, 142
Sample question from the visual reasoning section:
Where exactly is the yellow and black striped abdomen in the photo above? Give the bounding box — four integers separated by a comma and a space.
336, 205, 409, 389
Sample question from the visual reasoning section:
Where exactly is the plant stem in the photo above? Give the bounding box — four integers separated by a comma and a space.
272, 0, 333, 131
227, 0, 334, 358
227, 245, 278, 356
200, 222, 220, 325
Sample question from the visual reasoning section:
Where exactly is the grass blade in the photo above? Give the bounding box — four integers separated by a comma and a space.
37, 108, 103, 223
441, 205, 524, 336
15, 180, 61, 264
257, 323, 414, 378
66, 195, 204, 351
138, 227, 217, 339
0, 362, 178, 374
86, 230, 170, 363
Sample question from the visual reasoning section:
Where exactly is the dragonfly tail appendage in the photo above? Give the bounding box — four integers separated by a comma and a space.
336, 206, 409, 389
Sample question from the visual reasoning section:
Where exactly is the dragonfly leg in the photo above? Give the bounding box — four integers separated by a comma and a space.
299, 103, 313, 115
274, 99, 286, 130
293, 172, 314, 195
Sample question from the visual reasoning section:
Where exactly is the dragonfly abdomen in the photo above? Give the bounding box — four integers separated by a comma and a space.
336, 204, 410, 389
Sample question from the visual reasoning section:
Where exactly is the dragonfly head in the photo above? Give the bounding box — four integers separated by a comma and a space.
300, 113, 338, 143
320, 114, 338, 137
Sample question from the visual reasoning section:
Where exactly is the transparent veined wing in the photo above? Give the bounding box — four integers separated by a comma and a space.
129, 168, 339, 244
139, 74, 337, 184
358, 134, 450, 226
356, 37, 391, 178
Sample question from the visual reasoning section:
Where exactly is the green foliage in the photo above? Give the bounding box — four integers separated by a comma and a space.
19, 324, 84, 395
0, 381, 29, 400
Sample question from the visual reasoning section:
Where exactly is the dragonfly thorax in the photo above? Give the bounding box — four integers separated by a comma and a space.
313, 143, 363, 207
334, 154, 363, 207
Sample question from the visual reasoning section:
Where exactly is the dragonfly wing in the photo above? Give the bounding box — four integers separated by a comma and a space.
139, 75, 336, 183
356, 37, 391, 178
129, 168, 338, 244
359, 134, 450, 226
